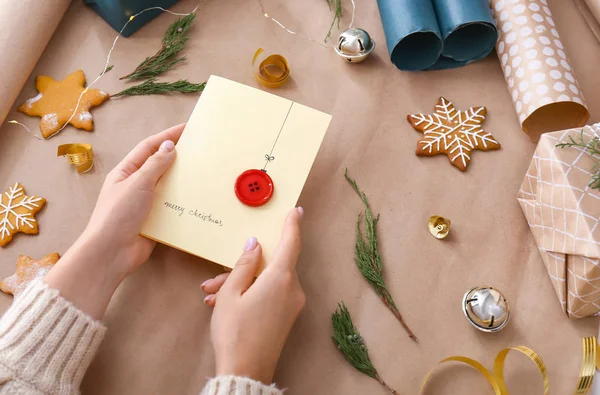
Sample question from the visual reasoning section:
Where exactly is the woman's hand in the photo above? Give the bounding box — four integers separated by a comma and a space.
45, 124, 185, 319
201, 208, 306, 384
82, 123, 185, 277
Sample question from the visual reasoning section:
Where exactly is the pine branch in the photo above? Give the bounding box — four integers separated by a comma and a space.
556, 129, 600, 189
325, 0, 342, 42
120, 13, 196, 80
345, 169, 418, 342
332, 303, 398, 395
112, 78, 206, 97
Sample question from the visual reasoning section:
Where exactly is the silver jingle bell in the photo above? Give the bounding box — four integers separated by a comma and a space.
462, 286, 510, 333
334, 28, 375, 63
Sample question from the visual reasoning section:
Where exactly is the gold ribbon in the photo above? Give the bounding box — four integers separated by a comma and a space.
57, 144, 94, 173
252, 48, 290, 88
422, 338, 600, 394
422, 346, 549, 394
575, 337, 598, 394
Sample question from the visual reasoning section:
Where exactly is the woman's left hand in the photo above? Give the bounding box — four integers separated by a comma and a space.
45, 124, 185, 319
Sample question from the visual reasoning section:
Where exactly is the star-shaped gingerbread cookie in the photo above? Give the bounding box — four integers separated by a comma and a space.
407, 97, 501, 171
18, 70, 109, 138
0, 253, 59, 295
0, 182, 46, 247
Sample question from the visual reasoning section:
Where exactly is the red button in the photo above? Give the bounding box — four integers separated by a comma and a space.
234, 169, 274, 207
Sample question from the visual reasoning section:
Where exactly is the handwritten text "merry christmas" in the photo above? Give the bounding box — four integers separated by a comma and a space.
163, 201, 223, 227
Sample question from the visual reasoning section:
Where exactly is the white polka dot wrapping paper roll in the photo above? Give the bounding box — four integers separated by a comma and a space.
490, 0, 590, 142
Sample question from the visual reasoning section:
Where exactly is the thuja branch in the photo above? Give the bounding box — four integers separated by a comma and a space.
120, 12, 196, 80
325, 0, 342, 42
556, 129, 600, 189
332, 303, 398, 395
112, 79, 206, 97
345, 169, 417, 342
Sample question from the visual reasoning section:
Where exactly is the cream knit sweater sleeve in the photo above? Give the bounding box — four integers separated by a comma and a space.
0, 279, 283, 395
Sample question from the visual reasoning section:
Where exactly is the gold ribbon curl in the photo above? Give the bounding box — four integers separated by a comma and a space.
421, 346, 548, 395
422, 338, 600, 394
575, 337, 598, 394
57, 144, 94, 173
252, 48, 289, 88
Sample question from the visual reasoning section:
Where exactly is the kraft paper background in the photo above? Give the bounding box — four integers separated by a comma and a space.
0, 0, 599, 393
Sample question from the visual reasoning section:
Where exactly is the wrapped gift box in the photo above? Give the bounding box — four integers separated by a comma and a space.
517, 124, 600, 319
84, 0, 179, 37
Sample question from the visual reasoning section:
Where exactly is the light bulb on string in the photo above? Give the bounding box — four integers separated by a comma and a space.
257, 0, 374, 63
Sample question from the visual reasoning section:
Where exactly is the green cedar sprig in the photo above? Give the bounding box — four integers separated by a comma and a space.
112, 79, 206, 97
332, 303, 398, 395
101, 64, 114, 76
556, 129, 600, 190
325, 0, 342, 42
120, 13, 196, 80
345, 169, 417, 342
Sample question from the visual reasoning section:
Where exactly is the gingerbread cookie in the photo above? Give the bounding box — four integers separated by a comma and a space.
0, 253, 59, 295
407, 97, 501, 171
18, 70, 109, 138
0, 182, 46, 247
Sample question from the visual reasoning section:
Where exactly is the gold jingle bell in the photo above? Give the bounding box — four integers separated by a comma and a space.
334, 28, 375, 63
462, 286, 510, 333
428, 215, 451, 239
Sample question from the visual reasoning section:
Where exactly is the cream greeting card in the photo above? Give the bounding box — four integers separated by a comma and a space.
140, 75, 331, 269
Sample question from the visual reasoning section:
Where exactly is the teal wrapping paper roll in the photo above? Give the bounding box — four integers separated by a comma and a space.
377, 0, 442, 71
376, 0, 497, 71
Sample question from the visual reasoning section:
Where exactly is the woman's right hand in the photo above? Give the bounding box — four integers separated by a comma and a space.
202, 208, 306, 384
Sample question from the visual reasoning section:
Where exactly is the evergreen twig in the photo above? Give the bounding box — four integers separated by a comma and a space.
100, 64, 114, 76
325, 0, 342, 42
112, 78, 206, 97
556, 129, 600, 190
345, 169, 418, 342
120, 13, 196, 80
332, 303, 398, 395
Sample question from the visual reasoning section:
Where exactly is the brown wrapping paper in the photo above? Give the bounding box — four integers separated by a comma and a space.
0, 0, 599, 394
0, 0, 71, 126
585, 0, 600, 24
518, 124, 600, 319
491, 0, 590, 142
576, 0, 600, 42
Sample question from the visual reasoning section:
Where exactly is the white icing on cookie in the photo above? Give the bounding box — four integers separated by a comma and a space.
25, 93, 43, 108
79, 112, 92, 122
42, 113, 58, 129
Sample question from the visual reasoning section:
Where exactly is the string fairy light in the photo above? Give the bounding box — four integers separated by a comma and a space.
8, 5, 199, 140
7, 120, 43, 140
257, 0, 356, 49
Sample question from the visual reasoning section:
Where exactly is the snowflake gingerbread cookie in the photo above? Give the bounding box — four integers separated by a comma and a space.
0, 182, 46, 247
0, 253, 59, 295
18, 70, 109, 139
407, 97, 501, 171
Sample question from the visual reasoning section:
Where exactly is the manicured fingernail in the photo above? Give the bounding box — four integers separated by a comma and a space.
203, 294, 215, 305
297, 206, 304, 218
159, 140, 175, 152
244, 236, 258, 251
201, 279, 212, 291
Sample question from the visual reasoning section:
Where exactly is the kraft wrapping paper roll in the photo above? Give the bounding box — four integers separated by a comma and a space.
575, 0, 600, 42
0, 0, 71, 126
584, 0, 600, 24
490, 0, 590, 142
376, 0, 497, 71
